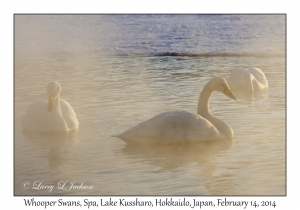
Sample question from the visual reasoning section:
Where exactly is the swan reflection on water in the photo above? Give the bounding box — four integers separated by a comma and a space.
22, 130, 79, 169
230, 88, 269, 101
117, 138, 233, 171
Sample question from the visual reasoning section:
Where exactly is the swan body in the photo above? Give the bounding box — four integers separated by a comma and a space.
22, 81, 79, 132
226, 67, 268, 93
114, 77, 236, 144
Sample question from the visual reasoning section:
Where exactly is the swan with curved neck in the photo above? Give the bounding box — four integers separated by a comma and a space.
113, 77, 236, 144
226, 67, 268, 94
22, 81, 79, 132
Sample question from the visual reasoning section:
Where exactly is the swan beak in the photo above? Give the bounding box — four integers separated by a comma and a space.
48, 94, 55, 112
223, 86, 236, 101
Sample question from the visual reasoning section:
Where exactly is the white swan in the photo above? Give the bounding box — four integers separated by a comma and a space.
226, 67, 268, 94
22, 81, 79, 132
113, 77, 236, 144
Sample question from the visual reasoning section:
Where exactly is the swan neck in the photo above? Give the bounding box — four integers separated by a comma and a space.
197, 81, 233, 138
53, 95, 62, 113
197, 84, 213, 116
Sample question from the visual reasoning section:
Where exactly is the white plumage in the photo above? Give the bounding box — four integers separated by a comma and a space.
113, 77, 236, 144
22, 81, 79, 132
226, 67, 268, 93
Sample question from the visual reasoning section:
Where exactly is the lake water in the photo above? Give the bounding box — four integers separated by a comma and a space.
14, 15, 285, 195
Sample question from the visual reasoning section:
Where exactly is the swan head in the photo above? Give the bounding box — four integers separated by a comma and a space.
210, 77, 236, 101
47, 81, 61, 112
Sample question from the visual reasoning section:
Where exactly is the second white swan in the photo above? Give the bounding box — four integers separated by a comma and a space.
22, 81, 79, 132
226, 67, 268, 93
113, 77, 236, 144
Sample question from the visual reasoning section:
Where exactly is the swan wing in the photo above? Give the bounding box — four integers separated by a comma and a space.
22, 99, 76, 132
116, 110, 219, 144
248, 67, 268, 89
60, 99, 79, 130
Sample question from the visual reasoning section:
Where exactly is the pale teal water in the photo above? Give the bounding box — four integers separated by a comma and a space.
14, 15, 285, 195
